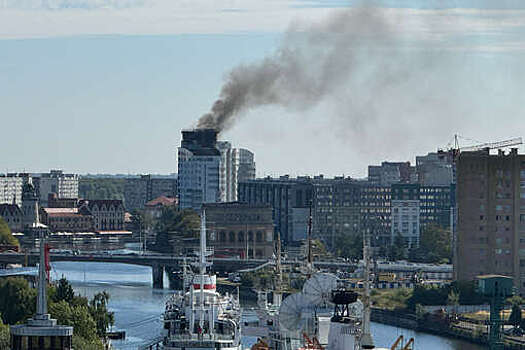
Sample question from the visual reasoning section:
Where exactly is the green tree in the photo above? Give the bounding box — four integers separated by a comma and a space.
387, 234, 406, 261
78, 178, 126, 201
50, 301, 101, 346
157, 208, 199, 237
53, 276, 75, 304
0, 217, 19, 247
89, 292, 114, 338
335, 232, 362, 261
0, 277, 36, 324
409, 225, 451, 264
0, 315, 9, 350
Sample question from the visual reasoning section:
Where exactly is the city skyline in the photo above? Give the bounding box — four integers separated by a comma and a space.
2, 1, 525, 177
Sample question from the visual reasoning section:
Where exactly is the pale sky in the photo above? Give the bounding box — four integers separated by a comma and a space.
1, 0, 525, 178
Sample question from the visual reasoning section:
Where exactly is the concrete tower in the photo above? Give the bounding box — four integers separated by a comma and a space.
10, 231, 73, 349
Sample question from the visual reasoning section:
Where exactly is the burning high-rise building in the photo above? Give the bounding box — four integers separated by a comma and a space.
177, 129, 255, 210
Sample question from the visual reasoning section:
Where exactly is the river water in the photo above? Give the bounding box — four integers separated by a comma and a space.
50, 261, 486, 350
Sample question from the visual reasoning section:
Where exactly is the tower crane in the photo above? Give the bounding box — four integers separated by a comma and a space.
448, 134, 523, 161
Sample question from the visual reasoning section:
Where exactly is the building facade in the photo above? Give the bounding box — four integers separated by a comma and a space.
238, 176, 313, 245
368, 162, 416, 186
0, 174, 24, 206
79, 200, 125, 232
178, 129, 221, 210
416, 151, 456, 186
390, 183, 455, 247
204, 202, 274, 259
35, 170, 79, 207
40, 208, 94, 233
456, 148, 525, 292
217, 142, 256, 203
0, 204, 23, 232
124, 174, 177, 211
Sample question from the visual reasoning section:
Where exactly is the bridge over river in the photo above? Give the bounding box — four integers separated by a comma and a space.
0, 252, 356, 288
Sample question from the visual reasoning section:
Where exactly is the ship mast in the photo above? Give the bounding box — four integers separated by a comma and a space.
360, 229, 375, 349
199, 209, 207, 336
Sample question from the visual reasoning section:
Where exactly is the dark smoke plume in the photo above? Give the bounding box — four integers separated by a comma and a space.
197, 7, 396, 133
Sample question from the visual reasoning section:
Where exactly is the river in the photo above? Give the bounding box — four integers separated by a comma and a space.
50, 261, 486, 350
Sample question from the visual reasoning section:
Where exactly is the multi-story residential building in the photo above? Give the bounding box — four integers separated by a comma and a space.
0, 174, 25, 206
217, 141, 234, 202
456, 148, 525, 292
0, 203, 23, 232
178, 129, 221, 210
359, 183, 392, 247
416, 150, 456, 186
217, 142, 256, 202
204, 202, 274, 259
232, 148, 256, 200
313, 177, 362, 249
124, 174, 177, 211
368, 162, 416, 186
178, 129, 255, 210
35, 170, 79, 207
79, 199, 125, 232
391, 200, 420, 247
238, 176, 313, 244
391, 183, 455, 247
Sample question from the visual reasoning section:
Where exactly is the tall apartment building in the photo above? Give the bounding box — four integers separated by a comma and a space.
416, 150, 456, 186
368, 162, 416, 186
456, 148, 525, 292
124, 174, 177, 211
0, 174, 25, 205
178, 129, 255, 210
35, 170, 79, 207
391, 183, 455, 247
359, 182, 392, 247
178, 129, 221, 210
217, 142, 256, 202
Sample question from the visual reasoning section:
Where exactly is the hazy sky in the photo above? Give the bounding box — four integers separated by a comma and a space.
2, 0, 525, 177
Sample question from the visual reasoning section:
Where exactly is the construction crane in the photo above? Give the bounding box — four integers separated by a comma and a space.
448, 134, 523, 161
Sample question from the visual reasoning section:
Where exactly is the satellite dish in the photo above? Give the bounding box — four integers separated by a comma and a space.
302, 273, 338, 308
279, 293, 309, 332
348, 299, 364, 319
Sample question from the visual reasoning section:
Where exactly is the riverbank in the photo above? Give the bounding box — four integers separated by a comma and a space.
371, 307, 525, 349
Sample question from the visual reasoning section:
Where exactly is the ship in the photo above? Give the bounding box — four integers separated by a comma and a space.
162, 209, 242, 350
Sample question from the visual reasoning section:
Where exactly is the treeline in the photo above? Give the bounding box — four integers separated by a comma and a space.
0, 277, 114, 350
79, 178, 126, 201
336, 224, 452, 264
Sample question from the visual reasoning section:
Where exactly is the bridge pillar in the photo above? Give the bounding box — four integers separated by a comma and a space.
152, 264, 164, 289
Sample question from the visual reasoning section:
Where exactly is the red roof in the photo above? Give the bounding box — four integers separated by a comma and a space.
145, 196, 177, 207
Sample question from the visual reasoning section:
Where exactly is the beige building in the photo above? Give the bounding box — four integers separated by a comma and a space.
79, 199, 125, 232
456, 148, 525, 293
204, 202, 274, 259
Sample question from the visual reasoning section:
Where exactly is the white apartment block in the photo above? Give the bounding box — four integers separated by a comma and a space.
391, 199, 420, 248
178, 148, 220, 210
0, 175, 23, 205
178, 129, 255, 210
37, 170, 79, 206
